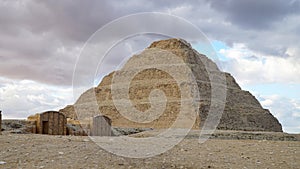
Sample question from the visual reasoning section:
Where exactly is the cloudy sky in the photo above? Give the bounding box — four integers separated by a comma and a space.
0, 0, 299, 133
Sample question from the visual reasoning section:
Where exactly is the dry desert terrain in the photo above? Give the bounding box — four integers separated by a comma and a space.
0, 130, 299, 169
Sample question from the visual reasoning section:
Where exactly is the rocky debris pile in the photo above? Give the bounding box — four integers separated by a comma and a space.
66, 124, 88, 136
209, 131, 300, 141
112, 127, 153, 136
1, 120, 30, 134
204, 130, 299, 141
132, 129, 300, 141
60, 38, 283, 132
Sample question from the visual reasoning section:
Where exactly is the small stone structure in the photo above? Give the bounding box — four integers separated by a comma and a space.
91, 115, 112, 136
28, 111, 67, 135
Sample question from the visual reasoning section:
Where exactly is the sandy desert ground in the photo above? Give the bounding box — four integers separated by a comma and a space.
0, 130, 299, 169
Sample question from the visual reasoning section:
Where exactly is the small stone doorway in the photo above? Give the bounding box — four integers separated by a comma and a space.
42, 121, 49, 134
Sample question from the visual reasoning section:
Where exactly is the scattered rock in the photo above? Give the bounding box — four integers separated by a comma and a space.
0, 161, 6, 165
83, 139, 89, 142
10, 129, 24, 134
111, 127, 153, 136
1, 120, 29, 134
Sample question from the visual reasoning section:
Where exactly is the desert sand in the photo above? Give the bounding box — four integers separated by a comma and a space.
0, 130, 299, 169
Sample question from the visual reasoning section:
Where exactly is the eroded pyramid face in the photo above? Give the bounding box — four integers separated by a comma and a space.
60, 38, 282, 132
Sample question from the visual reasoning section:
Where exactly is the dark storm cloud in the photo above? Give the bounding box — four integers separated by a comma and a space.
0, 0, 299, 86
186, 0, 300, 57
35, 0, 117, 42
0, 0, 119, 42
0, 0, 167, 86
207, 0, 300, 29
0, 0, 205, 86
0, 0, 116, 86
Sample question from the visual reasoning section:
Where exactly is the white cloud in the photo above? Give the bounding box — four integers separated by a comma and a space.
261, 98, 273, 107
257, 94, 300, 133
0, 77, 73, 119
219, 43, 300, 86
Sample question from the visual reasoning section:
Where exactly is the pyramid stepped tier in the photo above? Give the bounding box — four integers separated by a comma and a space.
60, 38, 282, 132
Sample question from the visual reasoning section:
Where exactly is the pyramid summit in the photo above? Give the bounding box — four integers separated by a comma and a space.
60, 38, 282, 132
